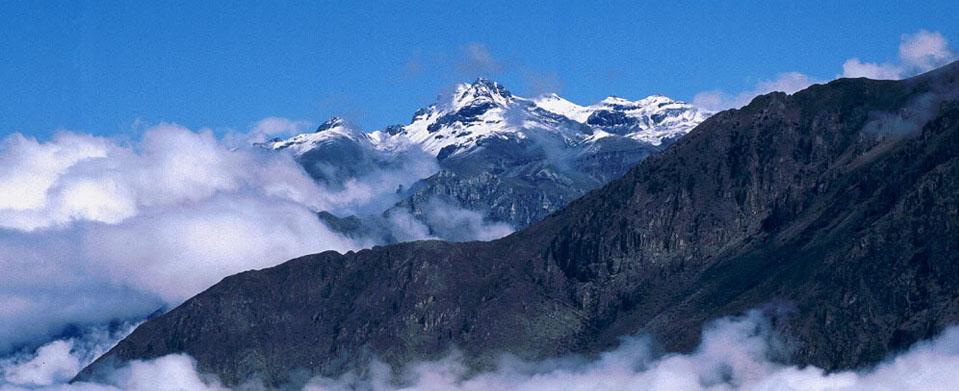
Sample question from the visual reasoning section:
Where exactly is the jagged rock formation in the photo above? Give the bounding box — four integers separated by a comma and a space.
79, 62, 959, 386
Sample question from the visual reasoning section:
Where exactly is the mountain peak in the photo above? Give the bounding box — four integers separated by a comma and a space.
535, 92, 566, 101
470, 77, 504, 90
640, 94, 672, 101
599, 96, 634, 105
455, 78, 513, 106
316, 117, 346, 132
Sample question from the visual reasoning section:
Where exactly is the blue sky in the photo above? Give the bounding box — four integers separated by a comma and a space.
2, 1, 958, 139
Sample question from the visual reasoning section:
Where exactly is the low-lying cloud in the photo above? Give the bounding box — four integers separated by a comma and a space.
0, 120, 516, 356
0, 124, 361, 353
303, 311, 959, 391
386, 198, 513, 243
0, 322, 138, 388
307, 145, 439, 219
5, 311, 959, 390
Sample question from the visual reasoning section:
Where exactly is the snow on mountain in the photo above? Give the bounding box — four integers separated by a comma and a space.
535, 93, 710, 145
264, 79, 712, 231
269, 78, 711, 160
533, 93, 594, 122
373, 78, 583, 159
261, 117, 435, 197
265, 117, 374, 155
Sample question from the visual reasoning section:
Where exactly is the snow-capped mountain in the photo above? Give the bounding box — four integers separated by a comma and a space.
267, 79, 711, 233
361, 78, 709, 159
535, 93, 708, 145
370, 79, 588, 159
265, 117, 372, 154
262, 117, 409, 189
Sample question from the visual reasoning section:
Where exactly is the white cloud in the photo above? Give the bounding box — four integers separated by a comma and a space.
0, 125, 334, 231
385, 208, 435, 242
841, 58, 903, 80
311, 149, 439, 218
384, 199, 514, 243
0, 124, 362, 352
693, 72, 820, 111
458, 43, 502, 76
3, 340, 80, 387
83, 195, 355, 303
753, 72, 818, 95
898, 30, 956, 73
99, 355, 228, 391
3, 301, 959, 391
842, 29, 956, 80
695, 29, 956, 111
416, 198, 513, 242
301, 312, 959, 391
0, 119, 517, 355
245, 117, 314, 144
0, 133, 112, 215
9, 310, 955, 390
1, 322, 137, 388
690, 90, 726, 112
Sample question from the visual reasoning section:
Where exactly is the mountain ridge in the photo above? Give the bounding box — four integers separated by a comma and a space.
78, 61, 959, 386
268, 79, 711, 231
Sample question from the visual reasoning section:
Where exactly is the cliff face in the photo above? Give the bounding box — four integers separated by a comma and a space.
78, 62, 959, 386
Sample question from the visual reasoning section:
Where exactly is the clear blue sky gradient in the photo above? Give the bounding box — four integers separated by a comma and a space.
2, 1, 957, 138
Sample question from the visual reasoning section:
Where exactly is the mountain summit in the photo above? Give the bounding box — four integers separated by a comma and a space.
315, 116, 347, 132
383, 79, 707, 158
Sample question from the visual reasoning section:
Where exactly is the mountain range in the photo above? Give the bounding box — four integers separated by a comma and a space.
78, 61, 959, 387
264, 79, 710, 236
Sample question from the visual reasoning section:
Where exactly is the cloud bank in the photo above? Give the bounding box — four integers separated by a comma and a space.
5, 311, 959, 390
0, 124, 360, 353
0, 323, 138, 388
303, 312, 959, 391
0, 120, 515, 355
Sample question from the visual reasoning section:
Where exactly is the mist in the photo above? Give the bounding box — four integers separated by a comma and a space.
0, 125, 361, 354
4, 311, 958, 390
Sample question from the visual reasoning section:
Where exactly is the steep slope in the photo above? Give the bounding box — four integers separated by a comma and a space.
79, 62, 959, 386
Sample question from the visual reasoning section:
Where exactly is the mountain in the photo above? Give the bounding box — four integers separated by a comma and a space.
261, 117, 403, 189
78, 61, 959, 386
269, 79, 710, 231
